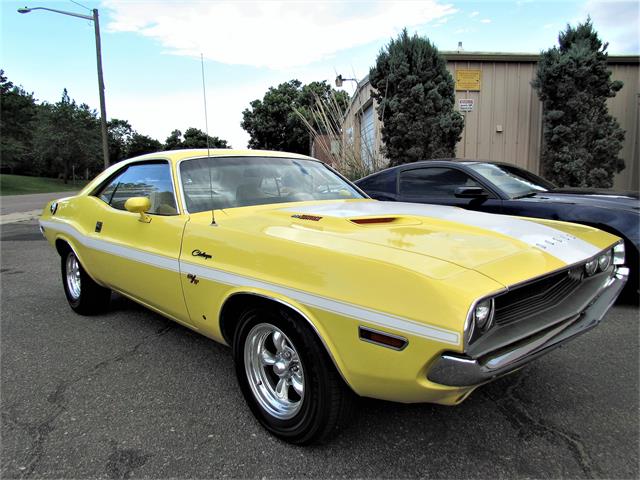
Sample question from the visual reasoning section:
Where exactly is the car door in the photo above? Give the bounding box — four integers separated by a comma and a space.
87, 160, 190, 322
398, 166, 503, 213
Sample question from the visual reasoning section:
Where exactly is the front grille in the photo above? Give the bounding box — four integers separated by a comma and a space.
494, 267, 584, 326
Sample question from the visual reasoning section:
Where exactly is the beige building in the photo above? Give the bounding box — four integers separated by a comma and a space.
342, 52, 639, 191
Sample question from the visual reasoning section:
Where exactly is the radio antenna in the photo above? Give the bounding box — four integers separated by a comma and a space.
200, 53, 216, 226
201, 53, 211, 156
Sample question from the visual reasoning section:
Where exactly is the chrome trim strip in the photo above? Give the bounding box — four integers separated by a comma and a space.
40, 218, 460, 345
463, 246, 618, 351
428, 267, 628, 387
90, 158, 182, 215
175, 154, 324, 215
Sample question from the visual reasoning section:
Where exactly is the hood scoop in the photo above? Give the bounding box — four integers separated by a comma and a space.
349, 216, 421, 227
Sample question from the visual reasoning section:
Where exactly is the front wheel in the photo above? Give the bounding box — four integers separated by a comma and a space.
61, 249, 111, 315
233, 305, 354, 444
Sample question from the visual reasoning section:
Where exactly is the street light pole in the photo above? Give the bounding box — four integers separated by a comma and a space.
91, 9, 109, 170
18, 6, 110, 170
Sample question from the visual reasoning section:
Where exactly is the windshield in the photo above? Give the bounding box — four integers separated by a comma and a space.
179, 156, 364, 213
467, 163, 551, 198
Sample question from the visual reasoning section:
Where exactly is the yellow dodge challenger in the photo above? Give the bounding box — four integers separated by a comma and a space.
39, 149, 628, 444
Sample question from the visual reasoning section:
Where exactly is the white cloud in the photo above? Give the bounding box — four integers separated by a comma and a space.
469, 11, 480, 17
480, 19, 492, 24
107, 78, 287, 149
582, 1, 639, 53
103, 1, 458, 69
543, 23, 555, 30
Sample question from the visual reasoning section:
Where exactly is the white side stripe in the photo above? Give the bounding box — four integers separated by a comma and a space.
40, 219, 460, 346
285, 202, 602, 265
183, 261, 460, 345
40, 219, 180, 272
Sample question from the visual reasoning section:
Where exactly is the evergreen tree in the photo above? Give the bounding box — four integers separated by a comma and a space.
532, 19, 625, 188
0, 70, 38, 173
369, 29, 463, 166
163, 128, 229, 150
182, 127, 230, 149
126, 133, 162, 158
32, 89, 102, 181
108, 119, 134, 164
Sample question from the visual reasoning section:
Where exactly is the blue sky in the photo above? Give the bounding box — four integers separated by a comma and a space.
2, 0, 638, 149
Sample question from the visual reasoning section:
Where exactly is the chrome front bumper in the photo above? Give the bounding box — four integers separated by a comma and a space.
427, 267, 629, 387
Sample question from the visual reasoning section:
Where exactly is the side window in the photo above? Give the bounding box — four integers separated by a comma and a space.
358, 170, 397, 194
400, 167, 480, 196
96, 162, 177, 215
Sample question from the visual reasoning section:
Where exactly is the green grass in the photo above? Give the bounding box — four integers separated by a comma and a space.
0, 174, 87, 196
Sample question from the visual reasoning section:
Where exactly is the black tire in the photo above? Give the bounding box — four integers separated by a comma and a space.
233, 305, 355, 444
60, 248, 111, 315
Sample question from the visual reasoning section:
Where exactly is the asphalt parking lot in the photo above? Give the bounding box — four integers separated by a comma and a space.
1, 219, 638, 479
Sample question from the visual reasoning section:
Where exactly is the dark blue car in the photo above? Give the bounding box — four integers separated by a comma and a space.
356, 160, 639, 298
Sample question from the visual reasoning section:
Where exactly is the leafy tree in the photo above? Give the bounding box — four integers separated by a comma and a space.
0, 70, 38, 173
164, 127, 230, 150
32, 89, 101, 181
369, 29, 464, 166
164, 129, 183, 150
127, 133, 162, 158
108, 118, 134, 164
532, 19, 625, 188
241, 80, 349, 154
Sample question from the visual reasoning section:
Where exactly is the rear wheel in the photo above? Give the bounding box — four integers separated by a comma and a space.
61, 249, 111, 314
233, 305, 354, 444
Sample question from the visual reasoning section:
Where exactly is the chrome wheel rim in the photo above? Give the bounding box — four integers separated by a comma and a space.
65, 253, 81, 300
244, 323, 305, 420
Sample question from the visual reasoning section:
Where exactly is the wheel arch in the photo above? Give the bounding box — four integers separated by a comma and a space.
218, 291, 354, 391
54, 236, 106, 287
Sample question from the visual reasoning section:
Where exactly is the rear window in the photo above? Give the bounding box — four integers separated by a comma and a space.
358, 170, 397, 194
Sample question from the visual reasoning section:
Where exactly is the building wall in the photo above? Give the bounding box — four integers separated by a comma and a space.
342, 53, 639, 191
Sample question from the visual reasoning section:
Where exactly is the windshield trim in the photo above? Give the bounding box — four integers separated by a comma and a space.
467, 163, 550, 200
176, 155, 364, 214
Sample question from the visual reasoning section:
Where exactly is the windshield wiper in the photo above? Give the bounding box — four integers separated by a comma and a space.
512, 191, 538, 199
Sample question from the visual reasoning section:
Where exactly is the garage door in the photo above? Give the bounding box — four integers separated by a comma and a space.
360, 105, 375, 169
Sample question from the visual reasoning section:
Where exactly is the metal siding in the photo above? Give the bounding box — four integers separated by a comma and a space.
360, 104, 376, 168
608, 64, 639, 191
344, 56, 638, 191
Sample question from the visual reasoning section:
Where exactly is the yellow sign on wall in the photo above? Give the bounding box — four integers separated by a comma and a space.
456, 70, 481, 91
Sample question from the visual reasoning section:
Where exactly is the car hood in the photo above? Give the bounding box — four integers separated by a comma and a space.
523, 190, 640, 213
244, 200, 614, 287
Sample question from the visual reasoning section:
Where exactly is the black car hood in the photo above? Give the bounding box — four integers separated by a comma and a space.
521, 190, 640, 213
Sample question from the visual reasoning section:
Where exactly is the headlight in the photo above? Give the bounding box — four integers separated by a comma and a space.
613, 242, 625, 265
584, 258, 598, 276
597, 251, 612, 271
474, 298, 494, 331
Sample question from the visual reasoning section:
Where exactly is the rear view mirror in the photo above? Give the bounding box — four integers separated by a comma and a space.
125, 197, 152, 223
455, 186, 487, 198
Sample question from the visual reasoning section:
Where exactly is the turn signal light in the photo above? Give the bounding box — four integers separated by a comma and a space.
359, 326, 408, 350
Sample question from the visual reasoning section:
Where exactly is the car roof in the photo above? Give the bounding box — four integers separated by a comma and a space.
397, 158, 517, 168
356, 158, 519, 182
128, 148, 318, 165
79, 149, 321, 197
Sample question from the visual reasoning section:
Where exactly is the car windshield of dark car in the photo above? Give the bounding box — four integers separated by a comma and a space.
179, 156, 363, 213
467, 163, 550, 198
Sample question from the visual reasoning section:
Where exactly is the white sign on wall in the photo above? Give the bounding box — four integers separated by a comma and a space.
458, 99, 474, 112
